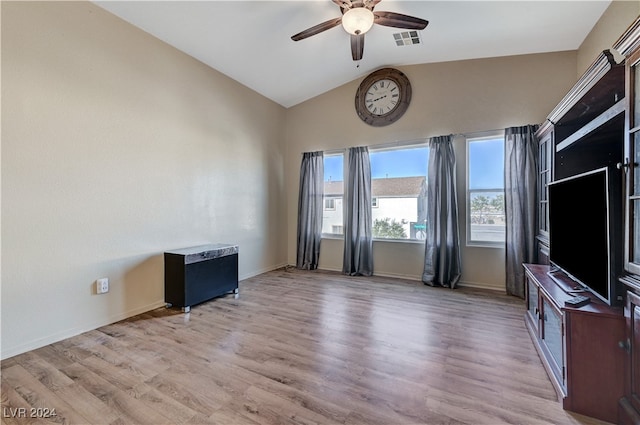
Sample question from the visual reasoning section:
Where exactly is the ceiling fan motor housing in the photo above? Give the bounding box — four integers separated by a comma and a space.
341, 7, 375, 35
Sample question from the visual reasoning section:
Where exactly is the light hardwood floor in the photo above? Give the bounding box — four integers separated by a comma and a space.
1, 268, 610, 425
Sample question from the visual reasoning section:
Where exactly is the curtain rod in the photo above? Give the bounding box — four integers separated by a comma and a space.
318, 138, 428, 155
306, 128, 508, 155
372, 128, 506, 148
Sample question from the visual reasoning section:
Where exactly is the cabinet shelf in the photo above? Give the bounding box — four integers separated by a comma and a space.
556, 99, 625, 152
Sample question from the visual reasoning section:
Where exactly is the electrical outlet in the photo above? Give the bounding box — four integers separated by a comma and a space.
96, 278, 109, 294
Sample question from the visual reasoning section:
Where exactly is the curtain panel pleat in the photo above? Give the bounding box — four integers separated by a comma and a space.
343, 146, 373, 276
296, 151, 324, 270
504, 125, 539, 298
422, 135, 462, 288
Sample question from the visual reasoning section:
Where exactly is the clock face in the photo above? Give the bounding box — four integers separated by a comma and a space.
364, 79, 400, 116
355, 68, 412, 127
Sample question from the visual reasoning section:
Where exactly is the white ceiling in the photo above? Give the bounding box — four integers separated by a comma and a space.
94, 1, 611, 108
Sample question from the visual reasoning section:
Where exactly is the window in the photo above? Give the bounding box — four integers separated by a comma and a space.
467, 135, 505, 245
369, 145, 429, 240
322, 153, 344, 235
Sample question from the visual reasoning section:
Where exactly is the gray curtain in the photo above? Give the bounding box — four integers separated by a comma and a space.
422, 135, 462, 288
343, 146, 373, 276
504, 125, 539, 298
296, 151, 324, 270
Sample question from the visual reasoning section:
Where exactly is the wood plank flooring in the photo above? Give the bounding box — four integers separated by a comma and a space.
1, 268, 610, 424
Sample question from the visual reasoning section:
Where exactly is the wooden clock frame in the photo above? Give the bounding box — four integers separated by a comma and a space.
354, 67, 412, 127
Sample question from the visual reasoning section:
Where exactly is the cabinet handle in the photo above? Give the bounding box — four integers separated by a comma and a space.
618, 339, 630, 353
616, 160, 638, 170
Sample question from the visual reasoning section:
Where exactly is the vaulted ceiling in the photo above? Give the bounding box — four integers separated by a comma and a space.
94, 1, 611, 108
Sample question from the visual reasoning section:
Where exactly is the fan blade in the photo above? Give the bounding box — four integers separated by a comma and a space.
351, 34, 364, 61
332, 0, 352, 10
291, 17, 343, 41
373, 11, 428, 30
364, 0, 382, 10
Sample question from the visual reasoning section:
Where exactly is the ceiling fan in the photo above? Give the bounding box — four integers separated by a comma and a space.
291, 0, 429, 61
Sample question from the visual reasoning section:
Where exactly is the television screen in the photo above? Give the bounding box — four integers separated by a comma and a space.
548, 167, 610, 303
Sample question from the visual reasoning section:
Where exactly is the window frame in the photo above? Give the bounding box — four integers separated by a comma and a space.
321, 150, 346, 238
369, 142, 429, 243
466, 132, 506, 248
320, 142, 429, 243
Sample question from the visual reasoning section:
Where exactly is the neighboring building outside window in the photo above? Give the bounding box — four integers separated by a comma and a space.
467, 134, 505, 245
322, 153, 344, 235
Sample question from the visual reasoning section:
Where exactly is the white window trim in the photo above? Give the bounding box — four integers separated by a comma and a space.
324, 198, 336, 211
322, 150, 346, 238
369, 143, 429, 242
321, 142, 429, 243
466, 132, 505, 248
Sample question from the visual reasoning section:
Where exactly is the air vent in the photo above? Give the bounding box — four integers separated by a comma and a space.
393, 31, 421, 46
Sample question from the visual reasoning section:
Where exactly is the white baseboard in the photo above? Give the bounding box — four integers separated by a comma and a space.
457, 280, 505, 292
239, 262, 288, 281
1, 300, 167, 360
313, 266, 505, 292
2, 262, 290, 360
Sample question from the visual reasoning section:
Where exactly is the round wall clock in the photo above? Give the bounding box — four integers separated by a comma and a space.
355, 68, 412, 127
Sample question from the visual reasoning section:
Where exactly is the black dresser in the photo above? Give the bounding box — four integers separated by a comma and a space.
164, 243, 238, 312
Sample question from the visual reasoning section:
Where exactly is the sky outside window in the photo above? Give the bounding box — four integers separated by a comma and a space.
469, 138, 504, 189
324, 155, 343, 181
324, 147, 430, 181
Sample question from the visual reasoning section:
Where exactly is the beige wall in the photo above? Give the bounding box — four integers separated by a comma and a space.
285, 52, 578, 289
578, 0, 640, 74
1, 2, 287, 359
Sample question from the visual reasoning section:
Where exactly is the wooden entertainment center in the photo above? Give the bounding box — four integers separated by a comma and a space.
528, 17, 640, 424
524, 264, 625, 423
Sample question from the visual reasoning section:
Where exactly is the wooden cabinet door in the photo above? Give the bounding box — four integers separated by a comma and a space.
538, 128, 552, 242
525, 276, 540, 334
541, 295, 565, 388
623, 45, 640, 275
627, 290, 640, 414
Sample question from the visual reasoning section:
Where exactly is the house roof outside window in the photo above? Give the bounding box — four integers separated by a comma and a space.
324, 176, 426, 197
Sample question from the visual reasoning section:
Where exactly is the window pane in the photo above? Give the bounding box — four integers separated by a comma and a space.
323, 154, 344, 235
468, 137, 505, 244
469, 191, 505, 242
468, 138, 504, 190
370, 146, 428, 240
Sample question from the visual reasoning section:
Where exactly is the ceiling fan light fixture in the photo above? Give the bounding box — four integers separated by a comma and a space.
341, 7, 374, 35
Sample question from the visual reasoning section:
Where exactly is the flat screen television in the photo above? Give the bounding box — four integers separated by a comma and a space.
548, 166, 621, 305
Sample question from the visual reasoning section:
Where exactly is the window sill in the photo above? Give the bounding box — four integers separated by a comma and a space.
466, 241, 505, 249
321, 235, 425, 245
321, 234, 343, 240
373, 238, 424, 245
